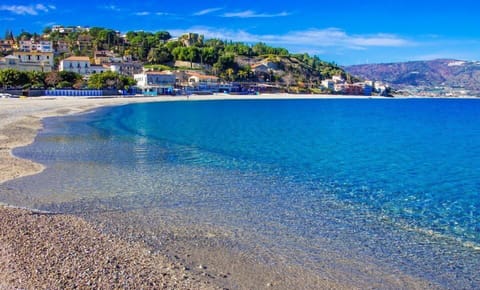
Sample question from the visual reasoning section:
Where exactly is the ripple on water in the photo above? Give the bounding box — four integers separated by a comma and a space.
4, 99, 480, 288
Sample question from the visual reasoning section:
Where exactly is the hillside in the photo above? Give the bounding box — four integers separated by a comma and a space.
345, 59, 480, 94
41, 27, 350, 87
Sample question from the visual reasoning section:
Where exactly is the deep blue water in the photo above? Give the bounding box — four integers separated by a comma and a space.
4, 99, 480, 287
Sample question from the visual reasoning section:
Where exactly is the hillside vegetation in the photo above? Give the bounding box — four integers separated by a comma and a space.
36, 27, 351, 87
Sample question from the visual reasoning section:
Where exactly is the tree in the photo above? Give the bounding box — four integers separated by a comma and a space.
57, 81, 72, 88
87, 73, 104, 89
186, 46, 199, 67
237, 70, 248, 81
165, 40, 182, 51
28, 71, 48, 89
147, 46, 172, 64
252, 42, 269, 56
73, 78, 86, 89
214, 53, 235, 72
46, 71, 61, 88
200, 47, 218, 65
18, 31, 33, 41
225, 68, 235, 81
0, 69, 29, 88
17, 71, 30, 88
0, 69, 18, 88
155, 31, 171, 42
87, 71, 135, 90
59, 71, 82, 85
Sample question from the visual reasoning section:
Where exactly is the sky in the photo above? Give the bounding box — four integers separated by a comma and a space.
1, 0, 480, 65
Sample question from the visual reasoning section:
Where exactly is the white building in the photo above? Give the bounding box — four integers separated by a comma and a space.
332, 75, 345, 84
185, 73, 221, 92
89, 65, 109, 74
134, 71, 176, 95
13, 51, 54, 66
59, 56, 91, 75
187, 73, 219, 89
109, 62, 143, 76
321, 79, 335, 91
55, 40, 69, 53
0, 55, 52, 72
18, 40, 53, 52
51, 25, 89, 34
11, 51, 54, 71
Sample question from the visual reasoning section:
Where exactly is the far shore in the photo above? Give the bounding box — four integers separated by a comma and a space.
0, 94, 445, 289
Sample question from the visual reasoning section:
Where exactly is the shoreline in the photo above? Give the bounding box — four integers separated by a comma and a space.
0, 95, 445, 288
0, 96, 223, 289
2, 92, 466, 190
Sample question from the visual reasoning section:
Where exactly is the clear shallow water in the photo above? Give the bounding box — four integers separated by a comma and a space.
3, 99, 480, 288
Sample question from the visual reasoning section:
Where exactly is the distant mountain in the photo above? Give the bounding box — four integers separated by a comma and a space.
345, 59, 480, 93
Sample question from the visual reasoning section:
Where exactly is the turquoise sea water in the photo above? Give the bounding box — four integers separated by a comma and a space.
4, 99, 480, 287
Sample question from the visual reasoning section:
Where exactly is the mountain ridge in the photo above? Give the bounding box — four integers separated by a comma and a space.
345, 59, 480, 95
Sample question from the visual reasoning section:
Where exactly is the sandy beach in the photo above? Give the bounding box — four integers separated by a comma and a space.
0, 95, 438, 289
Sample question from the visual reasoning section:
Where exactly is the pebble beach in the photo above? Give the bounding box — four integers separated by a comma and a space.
0, 96, 221, 289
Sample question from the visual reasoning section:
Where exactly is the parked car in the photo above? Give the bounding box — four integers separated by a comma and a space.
0, 93, 12, 98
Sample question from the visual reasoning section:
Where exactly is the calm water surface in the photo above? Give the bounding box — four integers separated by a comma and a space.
3, 99, 480, 288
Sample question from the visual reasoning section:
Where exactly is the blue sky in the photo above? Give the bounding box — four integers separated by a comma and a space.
1, 0, 479, 65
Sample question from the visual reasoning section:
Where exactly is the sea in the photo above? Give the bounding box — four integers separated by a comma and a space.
2, 98, 480, 288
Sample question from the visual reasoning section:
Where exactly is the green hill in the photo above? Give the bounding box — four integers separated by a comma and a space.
39, 26, 352, 91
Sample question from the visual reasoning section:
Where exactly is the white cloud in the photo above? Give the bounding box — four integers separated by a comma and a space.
222, 10, 290, 18
134, 11, 172, 16
277, 29, 412, 49
193, 7, 223, 16
35, 4, 48, 13
156, 12, 171, 16
0, 3, 55, 15
102, 5, 121, 11
168, 27, 413, 52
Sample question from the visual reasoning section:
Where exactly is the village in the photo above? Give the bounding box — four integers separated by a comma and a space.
0, 25, 389, 97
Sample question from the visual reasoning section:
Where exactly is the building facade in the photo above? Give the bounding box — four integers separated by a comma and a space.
13, 51, 54, 66
134, 71, 176, 95
0, 55, 52, 72
0, 39, 15, 53
321, 79, 335, 91
9, 51, 54, 72
18, 40, 53, 52
59, 56, 91, 75
110, 62, 143, 76
187, 73, 219, 91
55, 40, 70, 53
